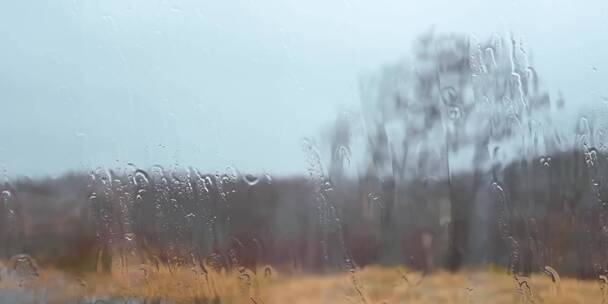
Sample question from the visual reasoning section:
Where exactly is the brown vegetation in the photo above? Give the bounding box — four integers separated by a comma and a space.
0, 264, 603, 303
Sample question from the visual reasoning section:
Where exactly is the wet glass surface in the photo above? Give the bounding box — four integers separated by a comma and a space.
1, 1, 608, 303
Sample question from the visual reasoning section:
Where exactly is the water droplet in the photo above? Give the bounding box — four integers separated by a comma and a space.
243, 174, 260, 186
264, 173, 272, 183
185, 212, 196, 223
124, 233, 136, 241
8, 254, 38, 280
540, 156, 551, 167
1, 189, 12, 201
337, 146, 351, 165
447, 104, 462, 120
134, 170, 150, 187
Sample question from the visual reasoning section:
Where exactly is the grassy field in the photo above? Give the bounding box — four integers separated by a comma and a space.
1, 263, 605, 303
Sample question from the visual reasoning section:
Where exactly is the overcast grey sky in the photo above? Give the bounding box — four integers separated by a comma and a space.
0, 0, 607, 177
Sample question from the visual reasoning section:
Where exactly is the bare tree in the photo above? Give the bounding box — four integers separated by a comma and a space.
328, 31, 559, 270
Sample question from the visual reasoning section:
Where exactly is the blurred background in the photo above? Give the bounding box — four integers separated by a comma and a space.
1, 1, 608, 303
1, 0, 606, 176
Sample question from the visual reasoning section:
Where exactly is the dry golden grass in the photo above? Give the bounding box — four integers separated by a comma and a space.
258, 266, 605, 304
1, 263, 606, 303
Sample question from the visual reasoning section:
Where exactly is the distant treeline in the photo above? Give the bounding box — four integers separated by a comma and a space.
0, 147, 606, 279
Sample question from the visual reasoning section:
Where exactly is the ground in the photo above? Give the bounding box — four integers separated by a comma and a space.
0, 264, 604, 303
